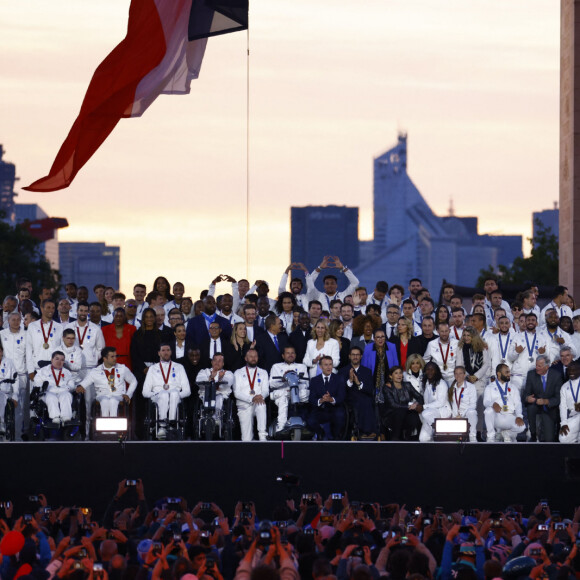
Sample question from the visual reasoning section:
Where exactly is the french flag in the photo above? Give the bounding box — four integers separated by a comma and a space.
24, 0, 247, 193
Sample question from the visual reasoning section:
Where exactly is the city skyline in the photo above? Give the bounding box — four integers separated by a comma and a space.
1, 0, 560, 297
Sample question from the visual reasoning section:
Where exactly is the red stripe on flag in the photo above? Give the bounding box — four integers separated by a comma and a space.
24, 0, 167, 192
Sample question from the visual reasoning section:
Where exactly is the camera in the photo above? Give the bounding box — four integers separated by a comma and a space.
257, 520, 272, 546
125, 480, 137, 487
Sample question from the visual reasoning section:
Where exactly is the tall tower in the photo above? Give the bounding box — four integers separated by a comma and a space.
0, 145, 17, 224
373, 133, 407, 252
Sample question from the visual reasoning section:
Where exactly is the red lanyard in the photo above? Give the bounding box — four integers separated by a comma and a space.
76, 324, 88, 346
51, 366, 63, 386
160, 362, 172, 384
246, 367, 257, 392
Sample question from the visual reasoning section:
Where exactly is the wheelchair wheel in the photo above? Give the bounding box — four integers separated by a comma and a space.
29, 417, 45, 441
4, 400, 16, 441
204, 416, 215, 441
291, 427, 301, 441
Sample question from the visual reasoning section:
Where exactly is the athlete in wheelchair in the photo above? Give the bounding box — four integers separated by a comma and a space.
0, 342, 18, 441
269, 345, 311, 440
29, 351, 84, 440
77, 346, 138, 440
194, 352, 235, 440
142, 344, 190, 440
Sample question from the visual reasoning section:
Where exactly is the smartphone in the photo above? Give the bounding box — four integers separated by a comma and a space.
167, 497, 181, 504
331, 493, 343, 500
73, 563, 84, 570
459, 525, 471, 533
538, 524, 548, 531
200, 530, 210, 538
530, 548, 542, 556
242, 502, 253, 511
555, 523, 566, 530
401, 536, 408, 544
43, 507, 52, 514
200, 502, 212, 510
173, 534, 182, 542
24, 514, 33, 523
93, 564, 103, 572
80, 508, 90, 516
423, 518, 432, 526
240, 511, 252, 519
321, 515, 334, 524
28, 496, 39, 502
77, 548, 88, 559
125, 480, 137, 487
152, 542, 162, 555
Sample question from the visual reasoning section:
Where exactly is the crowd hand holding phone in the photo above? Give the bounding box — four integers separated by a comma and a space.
533, 501, 551, 520
335, 509, 355, 533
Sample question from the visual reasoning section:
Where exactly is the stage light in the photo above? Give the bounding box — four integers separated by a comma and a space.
94, 417, 128, 441
433, 418, 469, 442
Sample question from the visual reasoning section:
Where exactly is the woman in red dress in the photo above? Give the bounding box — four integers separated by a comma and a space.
102, 307, 137, 370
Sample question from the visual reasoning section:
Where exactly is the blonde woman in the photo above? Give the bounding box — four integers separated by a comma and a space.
303, 320, 340, 378
391, 317, 418, 370
404, 354, 425, 394
456, 325, 490, 433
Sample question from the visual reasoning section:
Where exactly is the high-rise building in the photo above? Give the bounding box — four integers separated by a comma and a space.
355, 134, 523, 290
290, 206, 359, 289
533, 203, 559, 245
0, 145, 17, 224
59, 243, 120, 299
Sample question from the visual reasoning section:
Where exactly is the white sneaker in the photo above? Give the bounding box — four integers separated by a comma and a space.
486, 432, 496, 442
157, 427, 167, 439
469, 435, 477, 442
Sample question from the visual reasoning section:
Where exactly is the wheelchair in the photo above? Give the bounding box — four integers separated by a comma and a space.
143, 396, 187, 441
0, 372, 18, 441
193, 380, 236, 441
88, 397, 131, 440
267, 370, 314, 441
27, 381, 84, 441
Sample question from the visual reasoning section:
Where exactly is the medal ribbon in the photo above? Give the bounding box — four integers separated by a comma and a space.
524, 332, 537, 358
160, 362, 172, 385
454, 387, 464, 410
571, 379, 580, 404
498, 333, 510, 359
246, 367, 258, 392
76, 324, 88, 346
439, 341, 450, 367
496, 381, 509, 406
51, 366, 63, 387
41, 321, 53, 344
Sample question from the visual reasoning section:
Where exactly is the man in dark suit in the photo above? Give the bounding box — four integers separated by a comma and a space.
552, 346, 575, 382
308, 355, 346, 440
199, 321, 237, 370
255, 315, 289, 373
256, 296, 275, 331
186, 295, 232, 347
241, 303, 266, 344
523, 354, 563, 442
289, 312, 311, 363
408, 317, 437, 357
339, 346, 376, 437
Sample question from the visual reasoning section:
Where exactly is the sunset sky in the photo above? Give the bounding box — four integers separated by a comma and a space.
0, 0, 560, 298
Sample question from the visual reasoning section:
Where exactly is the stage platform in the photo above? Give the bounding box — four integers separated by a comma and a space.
1, 442, 579, 519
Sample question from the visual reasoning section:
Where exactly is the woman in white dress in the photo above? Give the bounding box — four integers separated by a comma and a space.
303, 320, 340, 378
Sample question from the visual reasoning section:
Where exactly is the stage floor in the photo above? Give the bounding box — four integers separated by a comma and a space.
1, 442, 578, 519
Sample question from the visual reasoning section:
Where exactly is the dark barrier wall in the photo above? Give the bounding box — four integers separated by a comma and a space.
1, 442, 579, 518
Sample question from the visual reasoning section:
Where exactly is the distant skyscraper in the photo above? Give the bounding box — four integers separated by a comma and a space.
291, 206, 359, 288
533, 203, 559, 245
59, 243, 120, 299
0, 145, 17, 224
356, 134, 523, 290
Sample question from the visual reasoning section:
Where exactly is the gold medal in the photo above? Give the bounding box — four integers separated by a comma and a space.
502, 405, 508, 412
443, 364, 448, 371
43, 342, 49, 350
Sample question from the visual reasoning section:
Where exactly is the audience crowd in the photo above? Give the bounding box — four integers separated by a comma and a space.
0, 481, 578, 580
2, 257, 580, 442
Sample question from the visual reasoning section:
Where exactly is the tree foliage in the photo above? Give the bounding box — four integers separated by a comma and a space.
476, 220, 558, 287
0, 212, 60, 299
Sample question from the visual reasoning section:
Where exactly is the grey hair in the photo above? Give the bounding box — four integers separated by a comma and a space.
560, 345, 573, 356
536, 354, 550, 366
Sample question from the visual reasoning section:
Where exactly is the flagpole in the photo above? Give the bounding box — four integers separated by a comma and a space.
245, 16, 250, 280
